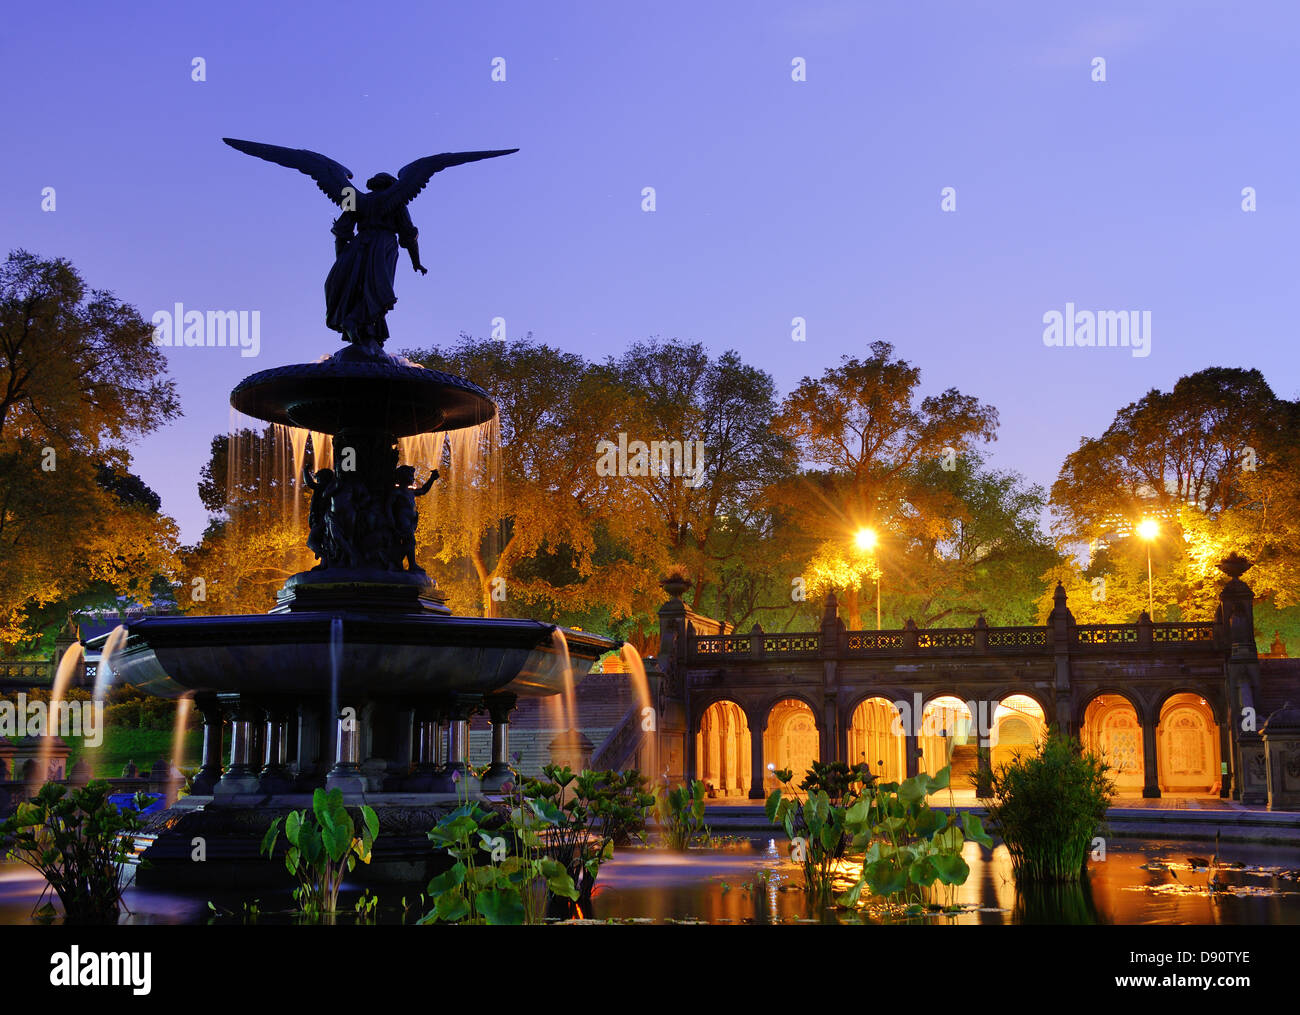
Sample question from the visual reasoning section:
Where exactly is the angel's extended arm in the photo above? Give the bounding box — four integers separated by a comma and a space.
303, 466, 318, 489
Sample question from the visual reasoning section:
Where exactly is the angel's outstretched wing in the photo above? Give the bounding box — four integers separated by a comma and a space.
377, 149, 519, 213
222, 138, 355, 207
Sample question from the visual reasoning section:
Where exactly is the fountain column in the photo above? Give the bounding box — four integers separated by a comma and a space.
192, 694, 224, 795
258, 701, 294, 793
481, 693, 517, 792
326, 699, 367, 795
406, 702, 444, 791
216, 699, 262, 795
445, 695, 481, 792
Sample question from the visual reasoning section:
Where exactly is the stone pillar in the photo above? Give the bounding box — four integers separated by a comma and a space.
1141, 718, 1161, 799
748, 711, 765, 799
258, 701, 293, 794
216, 699, 261, 795
386, 703, 415, 789
975, 745, 993, 797
481, 693, 517, 792
326, 699, 366, 794
191, 695, 224, 795
1218, 716, 1233, 799
442, 696, 480, 793
905, 733, 920, 779
1219, 553, 1266, 803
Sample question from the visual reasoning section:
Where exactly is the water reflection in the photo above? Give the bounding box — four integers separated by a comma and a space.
1, 837, 1296, 925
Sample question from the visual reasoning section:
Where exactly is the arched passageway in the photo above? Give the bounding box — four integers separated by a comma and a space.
1081, 694, 1144, 795
991, 694, 1046, 771
764, 698, 819, 792
1157, 693, 1221, 796
695, 700, 751, 798
848, 697, 906, 783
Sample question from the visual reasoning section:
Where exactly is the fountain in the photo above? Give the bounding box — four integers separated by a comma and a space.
86, 135, 617, 887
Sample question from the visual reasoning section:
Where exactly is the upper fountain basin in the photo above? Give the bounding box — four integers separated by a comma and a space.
230, 345, 496, 437
87, 613, 616, 701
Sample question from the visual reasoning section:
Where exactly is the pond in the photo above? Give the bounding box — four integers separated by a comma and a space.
2, 837, 1297, 925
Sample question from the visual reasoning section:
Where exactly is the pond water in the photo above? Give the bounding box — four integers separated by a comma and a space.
2, 837, 1297, 925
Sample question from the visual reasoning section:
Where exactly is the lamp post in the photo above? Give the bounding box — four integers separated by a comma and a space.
854, 528, 881, 629
1137, 518, 1158, 618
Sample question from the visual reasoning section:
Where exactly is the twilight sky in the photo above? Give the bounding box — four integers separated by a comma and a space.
3, 1, 1297, 543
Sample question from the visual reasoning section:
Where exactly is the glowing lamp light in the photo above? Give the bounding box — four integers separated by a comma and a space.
1137, 519, 1158, 541
854, 528, 878, 551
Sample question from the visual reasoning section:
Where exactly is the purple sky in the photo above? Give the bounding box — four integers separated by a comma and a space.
4, 1, 1297, 543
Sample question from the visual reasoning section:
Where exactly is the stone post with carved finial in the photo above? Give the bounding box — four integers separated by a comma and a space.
1218, 553, 1265, 803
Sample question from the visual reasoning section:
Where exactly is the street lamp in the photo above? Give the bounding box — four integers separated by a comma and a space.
854, 528, 881, 630
1137, 518, 1158, 618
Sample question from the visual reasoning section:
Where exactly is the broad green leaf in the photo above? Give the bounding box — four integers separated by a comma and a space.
427, 862, 467, 895
932, 851, 970, 885
961, 811, 994, 848
435, 891, 471, 922
475, 888, 525, 925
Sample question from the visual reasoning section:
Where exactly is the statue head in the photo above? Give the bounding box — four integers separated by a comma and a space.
366, 172, 397, 191
315, 467, 336, 486
395, 464, 417, 486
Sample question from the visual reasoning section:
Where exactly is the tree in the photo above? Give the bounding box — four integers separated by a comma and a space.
1049, 367, 1300, 623
404, 334, 664, 624
771, 341, 1005, 628
598, 339, 794, 618
0, 251, 180, 644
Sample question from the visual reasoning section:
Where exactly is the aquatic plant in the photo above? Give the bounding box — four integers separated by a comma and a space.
655, 777, 710, 851
978, 728, 1113, 883
0, 780, 143, 923
260, 787, 378, 920
840, 764, 993, 912
422, 773, 578, 925
524, 765, 654, 910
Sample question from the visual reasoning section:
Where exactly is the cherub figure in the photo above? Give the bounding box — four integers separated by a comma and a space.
303, 466, 336, 569
390, 465, 438, 572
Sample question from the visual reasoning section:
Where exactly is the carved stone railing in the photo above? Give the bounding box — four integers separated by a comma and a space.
0, 660, 53, 685
589, 703, 645, 772
687, 618, 1217, 662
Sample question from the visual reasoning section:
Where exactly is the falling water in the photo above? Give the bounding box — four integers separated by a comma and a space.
35, 641, 86, 783
91, 625, 128, 704
327, 617, 343, 764
620, 644, 657, 775
550, 628, 578, 736
170, 696, 193, 799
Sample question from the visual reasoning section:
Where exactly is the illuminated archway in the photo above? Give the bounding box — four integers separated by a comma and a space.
695, 700, 751, 798
764, 698, 819, 791
991, 694, 1046, 771
1081, 694, 1144, 794
848, 697, 905, 783
1157, 693, 1220, 796
919, 695, 971, 779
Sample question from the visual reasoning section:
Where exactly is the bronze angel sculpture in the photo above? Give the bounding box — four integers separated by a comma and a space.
223, 138, 517, 353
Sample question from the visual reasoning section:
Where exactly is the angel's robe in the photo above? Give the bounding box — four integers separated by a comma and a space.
325, 195, 419, 341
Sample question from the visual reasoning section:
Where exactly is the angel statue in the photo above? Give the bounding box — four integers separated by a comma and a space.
223, 138, 517, 354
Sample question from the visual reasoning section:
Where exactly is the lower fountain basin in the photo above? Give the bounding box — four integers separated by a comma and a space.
93, 612, 615, 700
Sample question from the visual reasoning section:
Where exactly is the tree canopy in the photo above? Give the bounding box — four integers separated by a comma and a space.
0, 251, 180, 646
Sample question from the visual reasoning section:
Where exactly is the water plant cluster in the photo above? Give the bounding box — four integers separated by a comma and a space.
978, 729, 1114, 882
0, 780, 144, 923
767, 759, 994, 915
